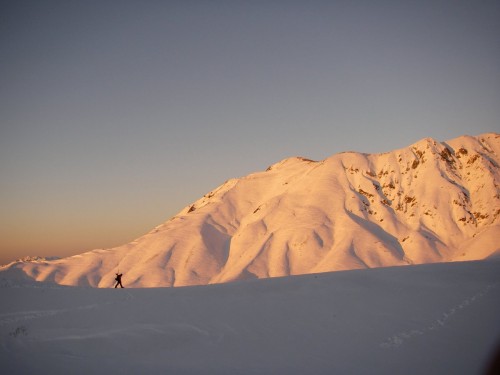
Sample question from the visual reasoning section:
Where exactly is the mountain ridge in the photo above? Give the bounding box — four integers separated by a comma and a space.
2, 132, 499, 287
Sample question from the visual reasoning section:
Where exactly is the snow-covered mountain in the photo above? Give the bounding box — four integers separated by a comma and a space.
2, 133, 499, 287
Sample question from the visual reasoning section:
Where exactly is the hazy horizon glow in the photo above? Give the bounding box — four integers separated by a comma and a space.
1, 0, 499, 264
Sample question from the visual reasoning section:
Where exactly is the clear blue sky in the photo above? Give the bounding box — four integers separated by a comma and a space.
1, 0, 499, 264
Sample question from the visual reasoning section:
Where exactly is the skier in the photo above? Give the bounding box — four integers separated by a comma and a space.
114, 272, 124, 288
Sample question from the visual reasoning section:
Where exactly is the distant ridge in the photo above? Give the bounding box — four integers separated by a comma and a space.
2, 133, 499, 287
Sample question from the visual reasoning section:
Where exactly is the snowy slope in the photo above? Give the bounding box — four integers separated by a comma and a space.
1, 133, 499, 287
1, 261, 499, 374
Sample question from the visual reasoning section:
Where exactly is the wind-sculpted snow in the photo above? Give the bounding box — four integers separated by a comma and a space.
1, 261, 499, 374
1, 133, 499, 287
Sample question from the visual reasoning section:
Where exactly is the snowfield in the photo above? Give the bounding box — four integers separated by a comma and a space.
1, 260, 500, 374
1, 133, 499, 373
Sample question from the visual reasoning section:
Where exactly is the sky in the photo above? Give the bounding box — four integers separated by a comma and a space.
1, 0, 499, 265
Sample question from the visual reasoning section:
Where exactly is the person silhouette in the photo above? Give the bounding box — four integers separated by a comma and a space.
114, 273, 124, 288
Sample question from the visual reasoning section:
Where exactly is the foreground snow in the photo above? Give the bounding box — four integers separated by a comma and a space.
1, 260, 499, 374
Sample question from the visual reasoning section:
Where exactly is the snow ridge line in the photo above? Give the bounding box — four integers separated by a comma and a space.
0, 309, 63, 326
380, 282, 499, 348
0, 291, 133, 327
0, 304, 110, 326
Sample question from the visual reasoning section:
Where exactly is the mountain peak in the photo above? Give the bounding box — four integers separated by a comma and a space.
265, 156, 318, 172
2, 133, 499, 287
